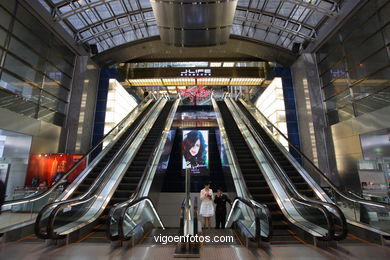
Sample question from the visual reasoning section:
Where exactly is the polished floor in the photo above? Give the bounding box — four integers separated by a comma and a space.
0, 212, 36, 232
0, 233, 389, 260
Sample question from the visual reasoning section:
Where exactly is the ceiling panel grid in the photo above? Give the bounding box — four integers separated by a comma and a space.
39, 0, 341, 53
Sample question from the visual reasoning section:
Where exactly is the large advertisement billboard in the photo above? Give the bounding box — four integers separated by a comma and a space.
182, 130, 209, 175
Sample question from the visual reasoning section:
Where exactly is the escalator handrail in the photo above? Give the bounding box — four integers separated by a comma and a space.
3, 95, 154, 208
127, 100, 177, 201
226, 197, 263, 242
239, 98, 390, 210
117, 196, 165, 241
212, 98, 272, 240
108, 100, 178, 241
35, 98, 161, 239
212, 98, 267, 206
226, 99, 335, 241
251, 120, 347, 240
231, 98, 344, 239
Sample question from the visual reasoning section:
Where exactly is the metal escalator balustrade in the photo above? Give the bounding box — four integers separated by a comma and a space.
216, 100, 296, 243
238, 98, 390, 241
109, 99, 179, 242
235, 100, 317, 200
34, 98, 167, 240
225, 197, 265, 247
216, 100, 335, 243
69, 100, 156, 200
229, 98, 347, 241
211, 96, 272, 242
0, 96, 154, 234
73, 101, 175, 242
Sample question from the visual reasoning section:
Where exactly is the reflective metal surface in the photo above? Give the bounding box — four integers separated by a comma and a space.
230, 98, 346, 240
108, 97, 179, 241
212, 96, 272, 240
239, 98, 390, 237
39, 0, 342, 52
151, 0, 237, 46
224, 98, 334, 240
0, 97, 154, 234
34, 98, 164, 238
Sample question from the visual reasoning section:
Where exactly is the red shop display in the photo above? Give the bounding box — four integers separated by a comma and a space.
25, 154, 87, 187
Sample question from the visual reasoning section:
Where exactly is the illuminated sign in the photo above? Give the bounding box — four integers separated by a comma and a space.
180, 69, 211, 77
331, 69, 346, 78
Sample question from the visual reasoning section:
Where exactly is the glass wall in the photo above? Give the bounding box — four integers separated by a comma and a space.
0, 2, 75, 127
316, 0, 390, 126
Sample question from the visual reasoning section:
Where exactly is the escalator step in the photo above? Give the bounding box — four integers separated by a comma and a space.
249, 187, 272, 194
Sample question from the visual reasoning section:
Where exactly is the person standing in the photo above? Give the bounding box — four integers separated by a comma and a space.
214, 188, 231, 229
0, 180, 5, 214
199, 183, 214, 230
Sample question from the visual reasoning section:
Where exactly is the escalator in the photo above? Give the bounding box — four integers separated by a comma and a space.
216, 101, 301, 244
71, 100, 155, 199
234, 100, 317, 201
233, 99, 390, 245
75, 101, 175, 243
1, 98, 155, 240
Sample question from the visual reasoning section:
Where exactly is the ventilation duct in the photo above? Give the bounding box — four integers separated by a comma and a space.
151, 0, 238, 47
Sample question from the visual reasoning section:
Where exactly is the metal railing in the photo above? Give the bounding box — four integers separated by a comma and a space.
0, 95, 154, 233
239, 98, 390, 235
229, 98, 347, 241
225, 197, 268, 246
107, 98, 179, 241
211, 97, 272, 241
222, 98, 336, 241
34, 98, 163, 239
117, 196, 165, 241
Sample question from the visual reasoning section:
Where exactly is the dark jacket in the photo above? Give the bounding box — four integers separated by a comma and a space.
0, 180, 5, 213
214, 193, 231, 212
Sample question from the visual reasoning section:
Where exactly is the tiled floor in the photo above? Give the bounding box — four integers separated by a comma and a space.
0, 237, 389, 260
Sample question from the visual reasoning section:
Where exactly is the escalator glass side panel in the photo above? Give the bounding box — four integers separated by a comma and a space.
0, 99, 155, 234
36, 100, 167, 239
218, 100, 335, 242
109, 101, 176, 240
215, 101, 292, 242
235, 101, 317, 200
237, 99, 390, 235
53, 101, 173, 238
69, 101, 156, 199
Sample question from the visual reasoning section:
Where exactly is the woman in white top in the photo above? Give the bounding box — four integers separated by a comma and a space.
199, 183, 214, 230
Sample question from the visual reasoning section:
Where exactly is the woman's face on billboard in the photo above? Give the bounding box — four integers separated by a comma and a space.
190, 139, 201, 156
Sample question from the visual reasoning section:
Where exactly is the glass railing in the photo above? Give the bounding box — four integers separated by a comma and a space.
226, 197, 270, 246
238, 97, 390, 235
0, 96, 155, 234
115, 197, 165, 242
35, 98, 165, 239
108, 98, 179, 241
211, 97, 272, 242
230, 98, 347, 240
224, 98, 341, 241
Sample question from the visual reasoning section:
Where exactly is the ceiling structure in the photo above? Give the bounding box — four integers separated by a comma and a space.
127, 77, 264, 86
38, 0, 342, 56
92, 36, 297, 66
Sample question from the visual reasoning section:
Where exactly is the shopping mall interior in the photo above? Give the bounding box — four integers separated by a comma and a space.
0, 0, 389, 259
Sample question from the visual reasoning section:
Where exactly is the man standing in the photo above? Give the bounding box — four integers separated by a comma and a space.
214, 188, 231, 229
